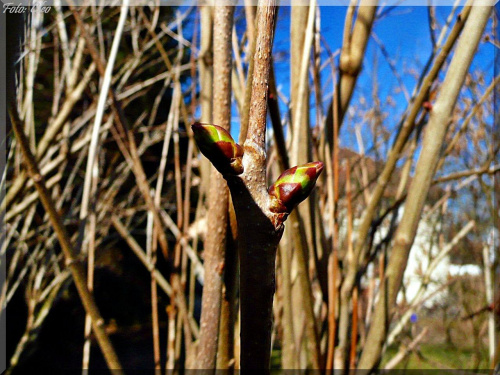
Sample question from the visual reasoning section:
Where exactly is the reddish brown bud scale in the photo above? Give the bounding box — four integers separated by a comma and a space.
303, 166, 317, 182
191, 122, 244, 175
268, 161, 324, 213
217, 141, 236, 160
276, 183, 302, 210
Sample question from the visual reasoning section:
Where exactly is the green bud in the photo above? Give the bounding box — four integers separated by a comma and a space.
268, 161, 324, 213
192, 122, 244, 175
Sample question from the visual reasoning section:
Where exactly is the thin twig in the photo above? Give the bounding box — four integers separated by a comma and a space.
358, 6, 492, 368
384, 328, 429, 370
80, 4, 129, 368
9, 104, 124, 373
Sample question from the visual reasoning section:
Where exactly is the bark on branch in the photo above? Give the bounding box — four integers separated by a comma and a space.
192, 1, 323, 369
197, 5, 234, 370
227, 3, 280, 368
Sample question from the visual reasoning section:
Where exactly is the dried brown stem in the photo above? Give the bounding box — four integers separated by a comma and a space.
358, 6, 492, 369
349, 286, 359, 371
68, 3, 170, 260
217, 201, 238, 370
341, 4, 473, 329
268, 65, 289, 171
239, 5, 257, 144
289, 5, 322, 367
384, 328, 429, 370
325, 1, 376, 142
197, 5, 234, 370
9, 105, 123, 373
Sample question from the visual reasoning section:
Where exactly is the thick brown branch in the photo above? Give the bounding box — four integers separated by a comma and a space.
192, 2, 321, 370
226, 176, 283, 370
233, 1, 279, 370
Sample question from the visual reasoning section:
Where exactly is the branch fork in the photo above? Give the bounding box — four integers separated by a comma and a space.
193, 2, 322, 369
192, 122, 323, 369
192, 122, 323, 227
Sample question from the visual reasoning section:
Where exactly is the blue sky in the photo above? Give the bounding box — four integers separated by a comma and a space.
184, 4, 496, 224
233, 6, 432, 141
262, 6, 494, 161
198, 5, 496, 163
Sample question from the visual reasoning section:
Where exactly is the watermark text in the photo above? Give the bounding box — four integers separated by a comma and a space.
3, 2, 51, 14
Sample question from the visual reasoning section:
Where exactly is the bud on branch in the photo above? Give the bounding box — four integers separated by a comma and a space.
268, 161, 324, 214
192, 123, 244, 175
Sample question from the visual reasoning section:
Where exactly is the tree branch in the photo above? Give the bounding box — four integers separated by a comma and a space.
8, 104, 124, 373
341, 4, 473, 324
325, 1, 376, 143
197, 4, 234, 370
358, 6, 492, 369
192, 1, 323, 369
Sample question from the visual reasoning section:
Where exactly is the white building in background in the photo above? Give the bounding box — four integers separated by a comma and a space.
324, 149, 484, 309
401, 211, 450, 307
340, 205, 481, 308
447, 264, 482, 277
